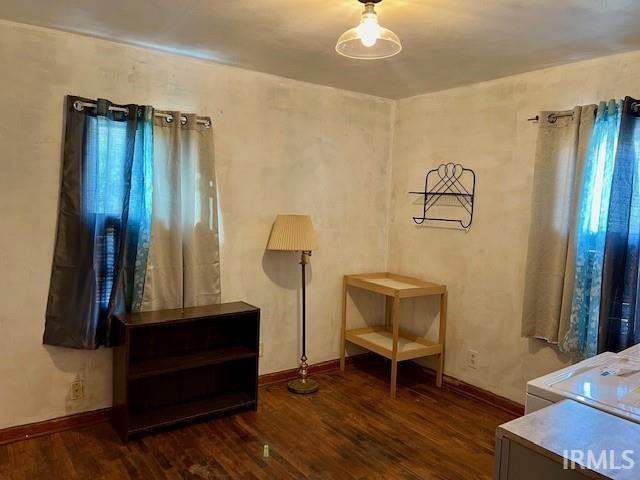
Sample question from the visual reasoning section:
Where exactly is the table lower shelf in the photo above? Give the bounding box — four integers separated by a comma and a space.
345, 326, 441, 362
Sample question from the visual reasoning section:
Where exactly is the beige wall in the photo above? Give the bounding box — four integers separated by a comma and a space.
388, 49, 640, 403
0, 20, 393, 429
4, 17, 640, 429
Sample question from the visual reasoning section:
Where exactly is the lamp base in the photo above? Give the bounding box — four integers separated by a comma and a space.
287, 354, 319, 394
288, 377, 319, 394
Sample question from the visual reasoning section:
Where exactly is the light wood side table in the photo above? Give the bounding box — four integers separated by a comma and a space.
340, 272, 447, 398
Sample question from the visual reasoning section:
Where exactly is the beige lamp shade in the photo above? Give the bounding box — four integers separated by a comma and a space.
267, 215, 318, 251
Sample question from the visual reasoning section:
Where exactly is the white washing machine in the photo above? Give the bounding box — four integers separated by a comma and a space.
525, 343, 640, 423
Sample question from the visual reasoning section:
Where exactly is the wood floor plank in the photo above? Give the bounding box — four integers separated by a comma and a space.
0, 363, 514, 479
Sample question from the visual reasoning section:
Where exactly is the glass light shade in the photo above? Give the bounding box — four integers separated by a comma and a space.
335, 6, 401, 59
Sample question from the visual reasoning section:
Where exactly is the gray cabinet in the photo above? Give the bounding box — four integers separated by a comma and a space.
494, 400, 639, 480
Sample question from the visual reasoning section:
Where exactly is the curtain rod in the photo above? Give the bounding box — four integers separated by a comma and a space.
527, 112, 573, 124
528, 101, 640, 123
72, 100, 212, 128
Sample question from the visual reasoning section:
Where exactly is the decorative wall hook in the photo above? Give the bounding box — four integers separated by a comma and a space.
409, 163, 476, 229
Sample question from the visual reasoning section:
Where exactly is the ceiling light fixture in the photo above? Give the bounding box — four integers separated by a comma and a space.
335, 0, 401, 60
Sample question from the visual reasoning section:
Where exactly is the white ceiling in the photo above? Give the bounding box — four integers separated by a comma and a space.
1, 0, 640, 99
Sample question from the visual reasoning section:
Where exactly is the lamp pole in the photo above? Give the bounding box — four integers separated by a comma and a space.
301, 251, 307, 361
288, 250, 319, 394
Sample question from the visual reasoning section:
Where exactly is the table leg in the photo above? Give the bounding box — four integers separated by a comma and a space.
340, 277, 347, 371
390, 294, 400, 398
437, 291, 448, 388
385, 296, 392, 329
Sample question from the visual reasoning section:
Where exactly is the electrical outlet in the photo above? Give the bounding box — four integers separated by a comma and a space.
259, 342, 264, 358
70, 380, 84, 400
467, 349, 479, 369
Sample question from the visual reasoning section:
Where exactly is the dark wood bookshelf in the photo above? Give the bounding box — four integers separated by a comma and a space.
112, 302, 260, 442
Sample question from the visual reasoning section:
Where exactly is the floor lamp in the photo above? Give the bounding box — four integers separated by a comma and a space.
267, 215, 319, 394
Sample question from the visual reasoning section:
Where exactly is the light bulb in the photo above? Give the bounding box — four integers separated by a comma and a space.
357, 12, 381, 47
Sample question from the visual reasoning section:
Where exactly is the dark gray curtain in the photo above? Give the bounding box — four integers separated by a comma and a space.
599, 96, 640, 352
44, 96, 151, 349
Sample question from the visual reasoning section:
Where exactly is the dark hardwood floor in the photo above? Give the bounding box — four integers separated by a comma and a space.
0, 361, 515, 480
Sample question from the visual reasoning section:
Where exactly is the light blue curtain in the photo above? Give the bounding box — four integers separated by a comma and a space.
129, 109, 154, 312
560, 100, 622, 357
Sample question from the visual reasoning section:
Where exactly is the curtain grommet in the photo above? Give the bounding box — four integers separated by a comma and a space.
165, 115, 174, 124
181, 116, 188, 126
73, 100, 84, 112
